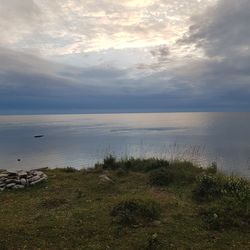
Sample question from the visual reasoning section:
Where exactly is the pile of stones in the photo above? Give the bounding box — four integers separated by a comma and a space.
0, 169, 48, 191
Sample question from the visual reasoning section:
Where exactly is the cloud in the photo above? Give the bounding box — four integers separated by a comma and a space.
0, 0, 214, 55
1, 0, 250, 113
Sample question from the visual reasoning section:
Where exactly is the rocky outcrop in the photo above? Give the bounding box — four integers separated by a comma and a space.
0, 170, 48, 191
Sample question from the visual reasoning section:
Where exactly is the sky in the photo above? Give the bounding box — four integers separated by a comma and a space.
0, 0, 250, 114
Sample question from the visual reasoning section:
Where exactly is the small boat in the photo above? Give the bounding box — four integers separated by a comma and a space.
34, 135, 44, 138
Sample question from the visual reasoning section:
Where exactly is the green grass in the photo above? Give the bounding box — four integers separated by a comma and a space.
0, 157, 249, 249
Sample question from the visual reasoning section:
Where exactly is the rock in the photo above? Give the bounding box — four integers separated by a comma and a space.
30, 177, 46, 186
6, 183, 16, 189
0, 173, 8, 178
20, 178, 27, 185
7, 171, 17, 176
0, 169, 48, 191
17, 171, 27, 177
34, 171, 44, 176
99, 174, 113, 183
28, 175, 41, 183
13, 185, 25, 189
5, 179, 15, 184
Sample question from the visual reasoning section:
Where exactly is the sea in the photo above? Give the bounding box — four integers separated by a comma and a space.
0, 112, 249, 178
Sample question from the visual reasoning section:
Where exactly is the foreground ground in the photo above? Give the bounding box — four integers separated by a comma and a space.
0, 158, 249, 250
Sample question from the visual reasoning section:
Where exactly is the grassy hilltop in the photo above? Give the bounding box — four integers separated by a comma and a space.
0, 157, 249, 250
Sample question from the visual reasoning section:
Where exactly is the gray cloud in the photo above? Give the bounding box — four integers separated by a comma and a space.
1, 0, 250, 113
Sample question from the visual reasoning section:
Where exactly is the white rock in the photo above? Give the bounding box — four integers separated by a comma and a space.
30, 177, 46, 185
29, 175, 40, 183
0, 174, 8, 178
6, 183, 16, 188
13, 185, 25, 189
17, 171, 27, 177
99, 174, 113, 183
20, 178, 27, 185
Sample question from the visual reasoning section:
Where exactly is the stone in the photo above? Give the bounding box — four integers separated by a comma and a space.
0, 173, 8, 178
13, 185, 25, 189
28, 175, 41, 183
0, 169, 48, 192
5, 179, 15, 184
6, 183, 16, 189
30, 177, 46, 186
20, 178, 27, 185
99, 174, 113, 183
7, 171, 17, 176
17, 171, 27, 177
33, 171, 44, 176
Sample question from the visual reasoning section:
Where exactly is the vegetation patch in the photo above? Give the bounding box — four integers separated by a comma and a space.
149, 168, 174, 186
98, 155, 169, 172
193, 174, 250, 201
110, 199, 161, 226
193, 173, 250, 229
0, 158, 249, 249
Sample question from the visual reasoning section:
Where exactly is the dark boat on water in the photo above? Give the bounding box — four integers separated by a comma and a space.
34, 135, 44, 138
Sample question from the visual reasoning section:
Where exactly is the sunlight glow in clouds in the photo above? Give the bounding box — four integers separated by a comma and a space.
1, 0, 250, 113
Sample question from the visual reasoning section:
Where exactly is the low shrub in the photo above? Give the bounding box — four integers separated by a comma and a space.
149, 168, 174, 186
193, 174, 250, 201
145, 233, 163, 250
103, 155, 117, 170
97, 156, 169, 172
61, 166, 78, 173
194, 174, 250, 229
110, 199, 161, 226
199, 196, 250, 229
149, 161, 203, 187
40, 198, 68, 209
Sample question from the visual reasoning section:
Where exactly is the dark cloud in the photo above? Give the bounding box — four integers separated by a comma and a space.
1, 0, 250, 113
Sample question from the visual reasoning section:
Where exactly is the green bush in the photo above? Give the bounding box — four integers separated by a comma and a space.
149, 168, 174, 186
194, 174, 250, 229
61, 166, 78, 173
200, 196, 250, 229
193, 174, 250, 201
149, 161, 203, 187
103, 155, 117, 170
193, 175, 223, 201
97, 156, 169, 172
110, 199, 161, 226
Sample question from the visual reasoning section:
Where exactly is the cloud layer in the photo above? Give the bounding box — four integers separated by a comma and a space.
0, 0, 250, 113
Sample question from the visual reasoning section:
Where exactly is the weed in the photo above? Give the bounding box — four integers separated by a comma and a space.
110, 199, 161, 226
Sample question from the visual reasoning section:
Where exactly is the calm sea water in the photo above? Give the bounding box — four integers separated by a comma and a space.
0, 113, 249, 178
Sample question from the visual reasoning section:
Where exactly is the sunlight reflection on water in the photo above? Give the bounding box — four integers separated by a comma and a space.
0, 113, 249, 178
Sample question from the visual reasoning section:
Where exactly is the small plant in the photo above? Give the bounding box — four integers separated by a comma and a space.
199, 196, 250, 229
110, 199, 161, 226
149, 168, 174, 186
62, 166, 78, 173
40, 198, 68, 209
145, 233, 163, 250
103, 155, 117, 170
115, 168, 128, 177
193, 174, 222, 201
193, 174, 250, 201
